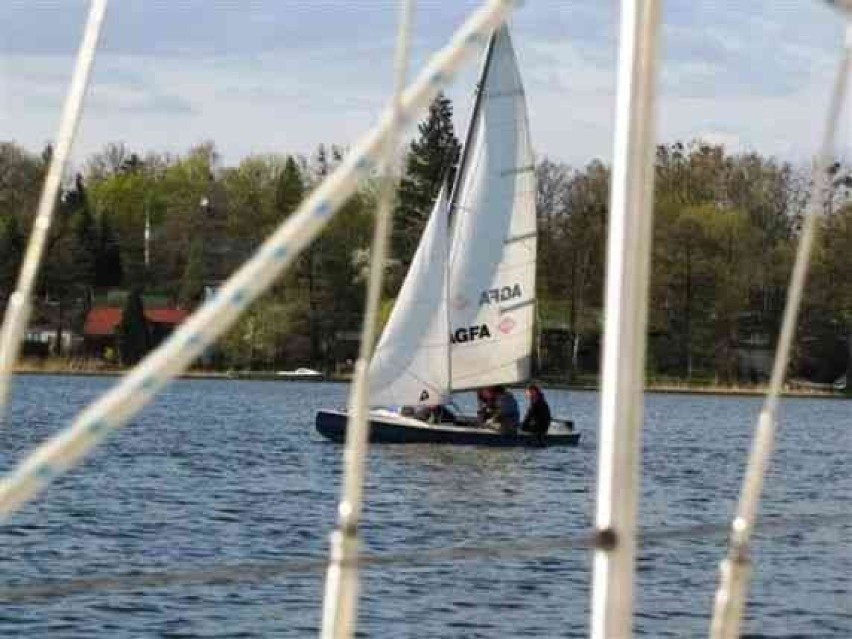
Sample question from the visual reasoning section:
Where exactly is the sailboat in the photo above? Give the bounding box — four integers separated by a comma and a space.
316, 25, 580, 447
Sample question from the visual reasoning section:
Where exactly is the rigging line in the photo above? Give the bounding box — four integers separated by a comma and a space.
0, 0, 108, 421
0, 0, 519, 524
320, 0, 414, 637
0, 513, 847, 604
709, 22, 852, 639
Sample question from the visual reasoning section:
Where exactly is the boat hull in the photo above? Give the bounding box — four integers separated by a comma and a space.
315, 410, 581, 447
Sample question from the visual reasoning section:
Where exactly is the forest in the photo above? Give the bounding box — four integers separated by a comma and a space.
1, 93, 850, 388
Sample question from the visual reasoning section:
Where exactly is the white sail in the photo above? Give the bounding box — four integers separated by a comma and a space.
368, 187, 450, 407
447, 26, 536, 391
367, 25, 535, 406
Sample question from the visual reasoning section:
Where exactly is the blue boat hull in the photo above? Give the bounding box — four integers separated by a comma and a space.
315, 410, 581, 447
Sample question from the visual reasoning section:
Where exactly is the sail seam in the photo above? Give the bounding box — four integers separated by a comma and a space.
499, 299, 535, 314
504, 231, 536, 243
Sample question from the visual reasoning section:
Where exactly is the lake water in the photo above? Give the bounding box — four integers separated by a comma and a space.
0, 375, 849, 637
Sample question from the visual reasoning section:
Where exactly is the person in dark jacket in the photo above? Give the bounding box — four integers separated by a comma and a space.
521, 384, 551, 444
486, 385, 519, 436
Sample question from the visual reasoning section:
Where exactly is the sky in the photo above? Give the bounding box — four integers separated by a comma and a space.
1, 0, 850, 169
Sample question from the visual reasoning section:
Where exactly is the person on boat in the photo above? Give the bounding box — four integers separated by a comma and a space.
486, 385, 519, 436
476, 388, 496, 423
520, 384, 552, 445
413, 404, 436, 422
412, 404, 455, 424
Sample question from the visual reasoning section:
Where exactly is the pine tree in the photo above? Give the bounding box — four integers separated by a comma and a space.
95, 212, 123, 288
118, 287, 150, 365
394, 92, 461, 266
70, 174, 99, 293
275, 156, 304, 218
0, 215, 23, 299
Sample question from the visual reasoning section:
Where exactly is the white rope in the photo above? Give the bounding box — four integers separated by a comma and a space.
591, 1, 661, 638
0, 0, 519, 522
319, 0, 414, 637
709, 22, 852, 639
0, 0, 108, 419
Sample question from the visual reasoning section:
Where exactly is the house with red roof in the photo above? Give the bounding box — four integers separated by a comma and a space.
83, 306, 190, 359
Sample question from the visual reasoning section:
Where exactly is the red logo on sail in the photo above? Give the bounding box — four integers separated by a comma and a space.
498, 316, 516, 334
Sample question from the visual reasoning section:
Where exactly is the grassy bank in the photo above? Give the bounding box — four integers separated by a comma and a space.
12, 359, 350, 382
13, 358, 229, 380
532, 374, 845, 398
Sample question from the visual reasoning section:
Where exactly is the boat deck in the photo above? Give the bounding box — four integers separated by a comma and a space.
316, 409, 581, 447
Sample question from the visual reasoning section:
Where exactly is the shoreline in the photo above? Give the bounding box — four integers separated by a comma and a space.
12, 367, 341, 383
12, 365, 847, 398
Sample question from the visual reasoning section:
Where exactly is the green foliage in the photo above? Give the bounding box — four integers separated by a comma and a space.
38, 172, 94, 342
535, 159, 609, 377
534, 141, 839, 383
89, 169, 149, 287
647, 142, 803, 380
218, 297, 308, 369
0, 142, 43, 222
802, 203, 852, 387
306, 189, 374, 370
221, 155, 286, 254
1, 132, 849, 383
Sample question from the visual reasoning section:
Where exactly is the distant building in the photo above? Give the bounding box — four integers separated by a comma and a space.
83, 306, 189, 358
23, 326, 81, 358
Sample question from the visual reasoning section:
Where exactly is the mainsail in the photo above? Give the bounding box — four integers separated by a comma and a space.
368, 25, 535, 406
447, 25, 536, 391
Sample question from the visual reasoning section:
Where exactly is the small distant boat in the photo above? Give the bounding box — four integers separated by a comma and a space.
316, 25, 579, 447
788, 375, 847, 393
276, 367, 324, 380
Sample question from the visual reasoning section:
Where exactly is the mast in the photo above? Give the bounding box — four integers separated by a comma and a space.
448, 28, 498, 218
441, 171, 455, 400
445, 27, 498, 397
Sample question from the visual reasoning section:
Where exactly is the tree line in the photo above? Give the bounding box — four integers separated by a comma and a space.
0, 93, 850, 387
536, 143, 851, 387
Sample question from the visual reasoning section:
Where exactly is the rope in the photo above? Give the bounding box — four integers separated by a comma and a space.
591, 1, 661, 637
709, 22, 852, 639
0, 0, 519, 522
0, 513, 846, 604
0, 0, 108, 419
320, 1, 415, 637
